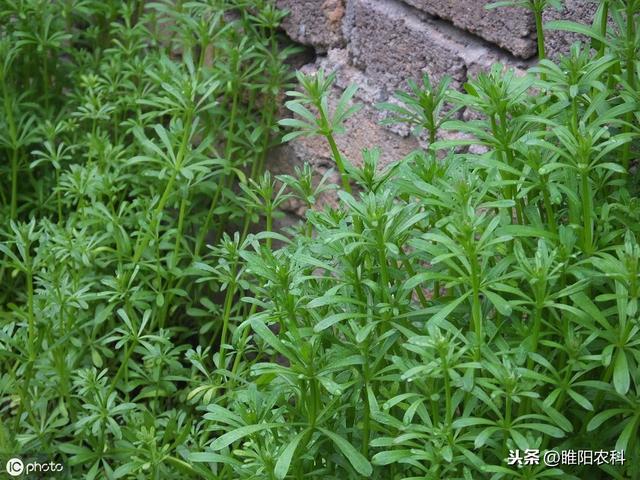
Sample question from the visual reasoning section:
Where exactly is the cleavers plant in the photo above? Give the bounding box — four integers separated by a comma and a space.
199, 1, 640, 479
1, 1, 640, 480
0, 0, 299, 478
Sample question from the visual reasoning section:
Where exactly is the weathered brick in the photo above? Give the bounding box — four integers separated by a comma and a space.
276, 0, 346, 52
403, 0, 537, 59
345, 0, 471, 95
543, 0, 599, 59
464, 47, 534, 81
314, 48, 386, 105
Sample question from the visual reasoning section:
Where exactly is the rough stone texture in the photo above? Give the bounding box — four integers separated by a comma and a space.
345, 0, 468, 95
543, 0, 599, 59
343, 0, 534, 96
276, 0, 346, 52
314, 48, 385, 105
403, 0, 536, 59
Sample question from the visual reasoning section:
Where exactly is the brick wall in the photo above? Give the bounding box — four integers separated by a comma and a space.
271, 0, 596, 214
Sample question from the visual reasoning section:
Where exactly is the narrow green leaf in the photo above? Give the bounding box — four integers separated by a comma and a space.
314, 312, 366, 332
483, 290, 512, 316
521, 423, 564, 438
545, 20, 605, 43
189, 452, 242, 466
371, 450, 413, 465
452, 417, 495, 429
613, 350, 630, 395
274, 430, 308, 479
615, 417, 637, 452
429, 292, 471, 326
250, 317, 291, 359
567, 389, 593, 411
587, 409, 626, 432
211, 424, 279, 450
318, 428, 373, 476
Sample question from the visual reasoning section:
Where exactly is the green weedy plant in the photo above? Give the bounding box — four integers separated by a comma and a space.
279, 70, 362, 193
191, 1, 640, 479
0, 1, 298, 478
2, 0, 640, 479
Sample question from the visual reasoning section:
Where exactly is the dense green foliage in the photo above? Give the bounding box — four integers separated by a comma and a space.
0, 1, 297, 478
1, 0, 640, 479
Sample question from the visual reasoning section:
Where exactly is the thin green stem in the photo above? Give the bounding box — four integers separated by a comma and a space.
502, 393, 512, 461
541, 177, 557, 235
194, 91, 238, 254
400, 251, 429, 307
3, 75, 18, 220
108, 340, 135, 397
470, 250, 483, 358
441, 352, 452, 428
317, 105, 351, 193
526, 303, 544, 371
43, 49, 49, 111
132, 112, 192, 265
362, 349, 371, 457
157, 191, 189, 329
194, 184, 222, 256
580, 170, 593, 254
56, 168, 62, 223
534, 7, 546, 62
326, 133, 351, 193
252, 96, 275, 179
10, 148, 18, 220
132, 169, 178, 264
377, 231, 390, 300
309, 377, 319, 428
26, 264, 35, 359
213, 275, 237, 369
266, 207, 273, 250
598, 1, 610, 58
505, 147, 525, 223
